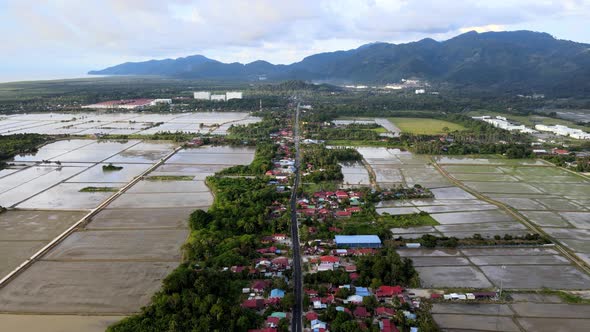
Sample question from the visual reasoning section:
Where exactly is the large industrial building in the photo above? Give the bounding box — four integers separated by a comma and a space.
334, 235, 382, 248
535, 124, 590, 140
472, 115, 537, 134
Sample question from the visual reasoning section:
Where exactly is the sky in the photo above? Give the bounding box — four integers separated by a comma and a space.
1, 0, 589, 82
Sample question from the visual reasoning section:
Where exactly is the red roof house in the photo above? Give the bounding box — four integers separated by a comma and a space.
346, 207, 362, 213
353, 306, 370, 318
306, 312, 318, 321
335, 211, 352, 218
242, 299, 265, 310
320, 255, 340, 264
265, 317, 280, 328
376, 286, 404, 298
375, 307, 395, 317
335, 191, 349, 199
380, 319, 400, 332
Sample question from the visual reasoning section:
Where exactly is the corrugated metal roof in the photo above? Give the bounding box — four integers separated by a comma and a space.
335, 235, 381, 244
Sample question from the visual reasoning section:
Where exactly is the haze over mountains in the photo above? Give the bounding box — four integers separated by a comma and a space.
89, 31, 590, 95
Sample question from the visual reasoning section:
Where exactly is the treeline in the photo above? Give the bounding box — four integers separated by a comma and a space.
355, 246, 419, 288
394, 233, 551, 248
0, 134, 48, 169
228, 115, 282, 140
414, 140, 534, 158
305, 124, 381, 141
108, 267, 261, 331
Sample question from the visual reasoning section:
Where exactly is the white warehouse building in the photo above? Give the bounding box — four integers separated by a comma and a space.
535, 124, 590, 140
194, 91, 211, 100
210, 94, 226, 101
226, 91, 243, 100
150, 99, 172, 106
473, 116, 537, 134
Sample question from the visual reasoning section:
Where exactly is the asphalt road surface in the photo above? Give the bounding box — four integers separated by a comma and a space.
290, 103, 303, 332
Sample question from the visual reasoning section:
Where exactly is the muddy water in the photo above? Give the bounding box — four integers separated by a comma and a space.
0, 314, 123, 332
0, 211, 86, 278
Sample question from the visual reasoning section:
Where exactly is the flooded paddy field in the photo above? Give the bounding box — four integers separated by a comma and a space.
107, 192, 213, 208
87, 208, 195, 229
0, 112, 260, 135
0, 261, 177, 313
66, 163, 151, 183
398, 247, 590, 289
0, 165, 89, 207
432, 299, 590, 332
357, 147, 450, 188
0, 210, 87, 277
435, 156, 549, 166
45, 229, 187, 261
166, 146, 255, 165
437, 157, 590, 271
339, 162, 371, 187
0, 144, 256, 316
0, 139, 179, 210
17, 182, 120, 210
386, 186, 528, 239
0, 314, 123, 332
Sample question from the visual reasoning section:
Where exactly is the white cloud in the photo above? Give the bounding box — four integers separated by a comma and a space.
0, 0, 589, 80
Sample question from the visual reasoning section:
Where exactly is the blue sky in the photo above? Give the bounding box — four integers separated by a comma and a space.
1, 0, 589, 82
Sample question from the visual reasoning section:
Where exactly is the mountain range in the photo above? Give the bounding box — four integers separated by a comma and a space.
89, 31, 590, 95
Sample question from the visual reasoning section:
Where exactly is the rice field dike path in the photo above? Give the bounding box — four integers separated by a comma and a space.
290, 103, 303, 332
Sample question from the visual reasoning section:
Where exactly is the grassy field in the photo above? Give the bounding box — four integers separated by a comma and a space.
370, 127, 388, 134
379, 213, 439, 228
389, 118, 465, 134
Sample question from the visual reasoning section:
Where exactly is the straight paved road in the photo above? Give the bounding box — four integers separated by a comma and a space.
290, 103, 303, 332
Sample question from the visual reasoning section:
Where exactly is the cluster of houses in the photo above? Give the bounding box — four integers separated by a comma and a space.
301, 284, 419, 332
297, 236, 420, 331
235, 233, 293, 330
297, 190, 364, 220
267, 128, 296, 193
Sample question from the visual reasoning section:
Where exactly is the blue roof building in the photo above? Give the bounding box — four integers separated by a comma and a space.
355, 287, 371, 297
270, 288, 285, 298
334, 235, 382, 248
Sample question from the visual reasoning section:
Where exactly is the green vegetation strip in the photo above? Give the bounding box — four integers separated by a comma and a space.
79, 186, 119, 192
379, 212, 439, 228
